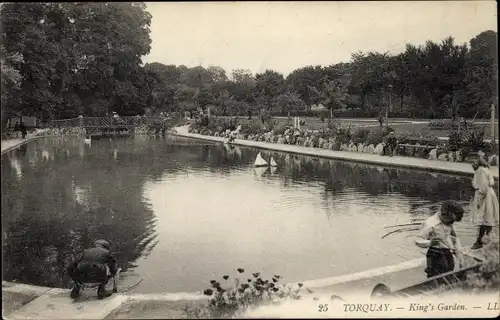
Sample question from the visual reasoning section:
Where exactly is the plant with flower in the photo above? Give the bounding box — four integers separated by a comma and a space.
183, 268, 312, 319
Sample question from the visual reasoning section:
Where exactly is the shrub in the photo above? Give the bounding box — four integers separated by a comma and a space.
463, 128, 487, 153
273, 122, 292, 136
428, 119, 458, 131
480, 141, 499, 157
189, 122, 201, 133
365, 129, 386, 145
183, 269, 310, 319
384, 126, 395, 134
240, 119, 265, 135
38, 127, 86, 136
396, 130, 439, 145
486, 142, 499, 155
326, 120, 339, 131
465, 235, 499, 292
447, 131, 464, 152
265, 118, 279, 132
335, 125, 353, 144
317, 128, 336, 140
135, 124, 159, 135
352, 128, 371, 144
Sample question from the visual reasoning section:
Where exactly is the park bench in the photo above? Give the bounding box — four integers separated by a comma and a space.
396, 137, 442, 157
397, 144, 437, 157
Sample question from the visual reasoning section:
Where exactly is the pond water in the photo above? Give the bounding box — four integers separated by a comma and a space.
1, 135, 492, 293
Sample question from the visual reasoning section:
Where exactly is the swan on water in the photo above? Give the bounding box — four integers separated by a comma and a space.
84, 136, 91, 144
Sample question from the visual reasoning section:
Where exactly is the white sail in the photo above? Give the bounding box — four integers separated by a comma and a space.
270, 166, 277, 175
254, 152, 268, 167
253, 166, 268, 177
270, 157, 278, 167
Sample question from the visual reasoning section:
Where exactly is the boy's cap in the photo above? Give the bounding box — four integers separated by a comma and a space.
441, 200, 465, 222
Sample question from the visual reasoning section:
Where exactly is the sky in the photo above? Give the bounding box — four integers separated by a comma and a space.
143, 1, 497, 76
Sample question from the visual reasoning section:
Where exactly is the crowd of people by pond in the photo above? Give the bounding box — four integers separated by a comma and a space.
191, 119, 403, 158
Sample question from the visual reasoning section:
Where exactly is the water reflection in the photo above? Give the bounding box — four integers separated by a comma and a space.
1, 135, 496, 293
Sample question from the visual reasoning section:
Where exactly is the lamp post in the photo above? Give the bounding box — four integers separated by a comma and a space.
386, 84, 393, 128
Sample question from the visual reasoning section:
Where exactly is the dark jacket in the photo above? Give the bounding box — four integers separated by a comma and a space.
68, 246, 117, 282
80, 247, 116, 267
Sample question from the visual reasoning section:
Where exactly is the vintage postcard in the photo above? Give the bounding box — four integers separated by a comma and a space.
1, 1, 498, 319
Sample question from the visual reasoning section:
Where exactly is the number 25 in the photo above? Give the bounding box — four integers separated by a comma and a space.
318, 304, 329, 312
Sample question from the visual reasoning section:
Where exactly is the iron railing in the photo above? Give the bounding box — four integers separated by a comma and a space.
50, 116, 166, 128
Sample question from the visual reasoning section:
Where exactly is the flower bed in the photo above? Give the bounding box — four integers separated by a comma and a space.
189, 119, 499, 165
183, 268, 313, 319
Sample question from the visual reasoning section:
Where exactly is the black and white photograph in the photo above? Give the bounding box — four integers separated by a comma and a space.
1, 1, 499, 318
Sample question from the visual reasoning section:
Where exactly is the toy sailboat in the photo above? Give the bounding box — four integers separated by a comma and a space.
253, 152, 268, 167
270, 166, 277, 175
253, 166, 268, 177
270, 157, 278, 167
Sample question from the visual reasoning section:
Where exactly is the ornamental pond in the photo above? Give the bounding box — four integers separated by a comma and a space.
1, 135, 490, 293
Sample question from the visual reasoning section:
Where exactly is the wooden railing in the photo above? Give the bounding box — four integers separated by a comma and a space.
50, 116, 166, 128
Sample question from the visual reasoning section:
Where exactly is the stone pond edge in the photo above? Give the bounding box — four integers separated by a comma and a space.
2, 129, 497, 179
1, 136, 44, 155
170, 130, 499, 179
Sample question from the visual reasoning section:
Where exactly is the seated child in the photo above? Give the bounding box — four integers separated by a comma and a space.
415, 200, 465, 278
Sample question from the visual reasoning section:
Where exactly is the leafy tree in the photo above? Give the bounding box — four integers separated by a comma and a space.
0, 2, 153, 120
207, 66, 228, 85
1, 44, 24, 123
255, 70, 285, 107
463, 30, 498, 118
286, 66, 324, 111
274, 91, 305, 117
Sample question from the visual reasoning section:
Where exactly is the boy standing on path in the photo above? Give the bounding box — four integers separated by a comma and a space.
416, 200, 465, 278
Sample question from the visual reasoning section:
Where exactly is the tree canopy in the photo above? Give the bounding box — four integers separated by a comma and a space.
142, 30, 497, 120
1, 2, 153, 122
1, 2, 497, 122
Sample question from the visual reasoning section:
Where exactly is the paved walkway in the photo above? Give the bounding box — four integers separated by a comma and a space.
1, 130, 48, 154
1, 262, 426, 319
1, 254, 492, 319
5, 246, 488, 319
172, 126, 499, 179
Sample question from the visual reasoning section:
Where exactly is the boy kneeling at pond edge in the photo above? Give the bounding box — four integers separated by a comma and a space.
66, 239, 118, 299
416, 200, 465, 278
